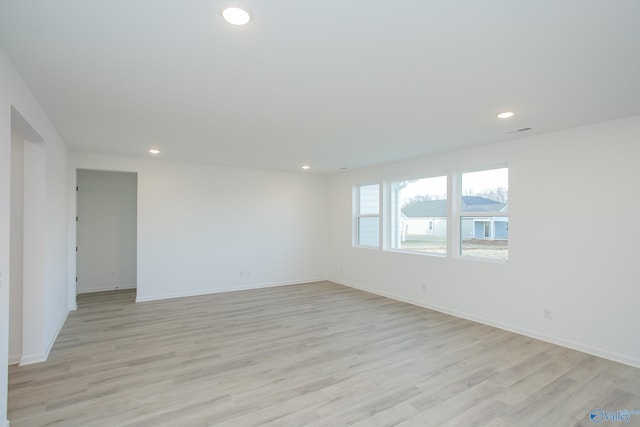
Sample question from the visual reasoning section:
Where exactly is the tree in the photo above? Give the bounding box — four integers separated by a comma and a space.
402, 194, 438, 209
463, 187, 508, 203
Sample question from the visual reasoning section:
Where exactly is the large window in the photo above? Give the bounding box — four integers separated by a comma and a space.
460, 167, 508, 260
390, 176, 447, 254
355, 184, 380, 248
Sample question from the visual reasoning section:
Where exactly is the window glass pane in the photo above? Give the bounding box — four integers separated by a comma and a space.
393, 176, 447, 254
358, 217, 380, 247
359, 184, 379, 215
460, 217, 509, 260
461, 168, 508, 212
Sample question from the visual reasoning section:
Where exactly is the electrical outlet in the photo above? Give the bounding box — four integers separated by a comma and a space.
544, 308, 552, 320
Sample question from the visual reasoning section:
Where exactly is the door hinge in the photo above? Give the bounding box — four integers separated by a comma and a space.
76, 216, 78, 222
76, 276, 78, 282
76, 246, 78, 252
76, 186, 78, 191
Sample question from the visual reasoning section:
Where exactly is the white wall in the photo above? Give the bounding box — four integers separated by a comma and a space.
0, 48, 69, 426
328, 115, 640, 368
77, 170, 137, 293
70, 154, 329, 302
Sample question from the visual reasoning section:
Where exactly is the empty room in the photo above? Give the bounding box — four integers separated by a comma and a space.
1, 1, 640, 426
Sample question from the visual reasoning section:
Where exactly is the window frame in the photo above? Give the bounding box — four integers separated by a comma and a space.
386, 173, 449, 256
353, 183, 381, 249
456, 165, 509, 263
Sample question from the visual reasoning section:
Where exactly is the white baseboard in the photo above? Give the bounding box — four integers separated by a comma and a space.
20, 307, 70, 366
45, 309, 69, 358
8, 354, 20, 365
332, 278, 640, 369
136, 278, 327, 303
77, 284, 136, 294
19, 352, 47, 366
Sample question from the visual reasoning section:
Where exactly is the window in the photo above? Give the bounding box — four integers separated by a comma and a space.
460, 167, 508, 260
355, 184, 380, 247
389, 176, 447, 254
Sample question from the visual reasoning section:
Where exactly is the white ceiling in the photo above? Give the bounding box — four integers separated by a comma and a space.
1, 1, 639, 174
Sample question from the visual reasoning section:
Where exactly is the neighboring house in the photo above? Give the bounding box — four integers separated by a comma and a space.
402, 196, 508, 241
460, 196, 508, 241
401, 199, 447, 240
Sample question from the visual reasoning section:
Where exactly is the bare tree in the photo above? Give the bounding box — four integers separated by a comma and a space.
463, 187, 508, 202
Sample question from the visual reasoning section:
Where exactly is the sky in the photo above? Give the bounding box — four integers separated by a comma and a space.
461, 167, 508, 195
399, 168, 508, 205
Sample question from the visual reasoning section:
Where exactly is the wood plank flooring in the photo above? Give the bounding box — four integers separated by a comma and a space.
8, 281, 640, 426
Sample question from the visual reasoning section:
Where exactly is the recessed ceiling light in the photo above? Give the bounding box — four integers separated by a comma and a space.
222, 6, 252, 25
302, 165, 310, 170
497, 111, 515, 119
148, 149, 160, 154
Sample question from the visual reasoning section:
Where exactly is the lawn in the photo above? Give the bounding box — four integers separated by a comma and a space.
399, 236, 508, 260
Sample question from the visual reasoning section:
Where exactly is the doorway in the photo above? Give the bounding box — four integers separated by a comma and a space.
9, 107, 46, 366
9, 131, 23, 365
76, 170, 137, 295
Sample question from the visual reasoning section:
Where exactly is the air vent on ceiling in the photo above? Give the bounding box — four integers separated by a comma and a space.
506, 127, 532, 134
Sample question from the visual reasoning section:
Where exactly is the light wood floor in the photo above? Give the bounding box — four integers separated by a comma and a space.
8, 282, 640, 426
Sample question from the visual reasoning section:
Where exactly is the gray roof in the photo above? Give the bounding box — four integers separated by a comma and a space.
462, 196, 508, 213
402, 196, 507, 218
402, 199, 447, 218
